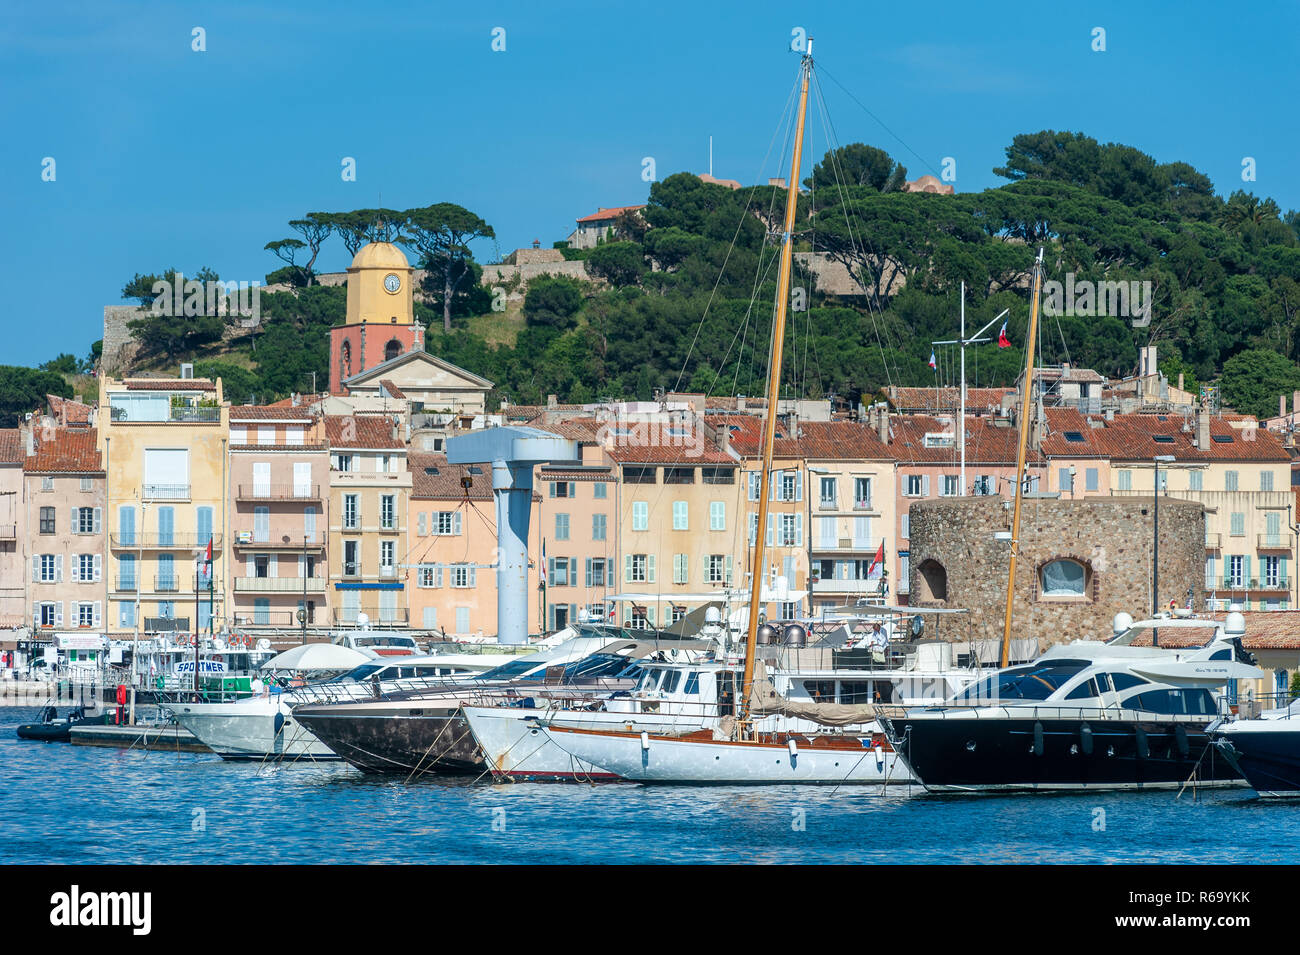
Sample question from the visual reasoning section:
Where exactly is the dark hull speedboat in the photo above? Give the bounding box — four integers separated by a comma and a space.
16, 707, 112, 743
1213, 710, 1300, 797
292, 702, 482, 775
889, 712, 1239, 792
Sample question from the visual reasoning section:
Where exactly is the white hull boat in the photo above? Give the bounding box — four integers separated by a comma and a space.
464, 705, 713, 781
171, 698, 337, 761
539, 724, 911, 785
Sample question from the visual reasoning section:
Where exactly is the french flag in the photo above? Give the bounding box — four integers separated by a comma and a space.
928, 351, 937, 369
998, 321, 1011, 348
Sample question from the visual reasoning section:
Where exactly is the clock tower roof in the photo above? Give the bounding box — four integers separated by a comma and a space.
350, 241, 409, 270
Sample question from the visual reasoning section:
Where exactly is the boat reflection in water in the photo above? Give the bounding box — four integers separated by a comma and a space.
881, 610, 1265, 792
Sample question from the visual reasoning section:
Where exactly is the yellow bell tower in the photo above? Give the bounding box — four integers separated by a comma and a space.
344, 241, 414, 325
331, 241, 421, 394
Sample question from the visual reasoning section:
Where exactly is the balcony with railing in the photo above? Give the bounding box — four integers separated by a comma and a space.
155, 574, 181, 593
0, 523, 15, 540
333, 607, 409, 626
232, 534, 323, 550
236, 483, 321, 502
114, 576, 137, 592
143, 484, 191, 501
1211, 577, 1291, 591
230, 609, 316, 628
234, 576, 327, 593
110, 532, 223, 549
1257, 534, 1291, 551
810, 537, 882, 555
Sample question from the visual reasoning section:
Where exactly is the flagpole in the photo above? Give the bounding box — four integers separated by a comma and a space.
959, 281, 966, 496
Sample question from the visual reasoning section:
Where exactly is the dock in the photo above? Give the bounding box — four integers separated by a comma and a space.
69, 722, 211, 753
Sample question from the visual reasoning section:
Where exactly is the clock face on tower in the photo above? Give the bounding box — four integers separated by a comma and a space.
383, 273, 401, 294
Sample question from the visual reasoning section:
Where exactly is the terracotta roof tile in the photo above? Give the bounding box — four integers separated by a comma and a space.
47, 394, 93, 425
378, 380, 407, 400
888, 387, 1013, 413
889, 414, 1040, 466
1087, 413, 1289, 463
1127, 612, 1300, 650
324, 414, 403, 450
409, 452, 493, 500
0, 430, 21, 465
603, 421, 737, 465
229, 404, 315, 421
23, 427, 103, 473
121, 378, 217, 391
575, 204, 645, 224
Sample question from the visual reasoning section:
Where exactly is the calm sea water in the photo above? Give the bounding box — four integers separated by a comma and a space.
1, 706, 1296, 865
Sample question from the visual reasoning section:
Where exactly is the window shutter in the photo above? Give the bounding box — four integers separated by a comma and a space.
93, 554, 102, 582
765, 514, 773, 547
725, 555, 734, 585
93, 601, 102, 627
31, 556, 38, 582
769, 471, 777, 501
69, 508, 77, 533
93, 507, 102, 533
921, 474, 931, 496
1244, 555, 1252, 587
55, 554, 63, 582
55, 602, 63, 626
585, 558, 592, 588
795, 513, 803, 547
748, 513, 757, 546
647, 555, 656, 583
435, 566, 443, 587
470, 566, 477, 587
624, 554, 633, 582
549, 482, 556, 498
796, 470, 803, 501
453, 512, 463, 535
570, 558, 577, 583
569, 483, 576, 498
1282, 557, 1289, 586
418, 512, 426, 536
547, 557, 554, 583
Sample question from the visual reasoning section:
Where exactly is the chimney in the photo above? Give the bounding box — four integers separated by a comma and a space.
547, 394, 558, 409
1282, 395, 1287, 419
1177, 372, 1185, 393
23, 423, 34, 457
877, 406, 889, 444
1197, 408, 1211, 449
1292, 391, 1300, 416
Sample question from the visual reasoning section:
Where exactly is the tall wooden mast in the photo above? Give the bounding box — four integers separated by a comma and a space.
1000, 247, 1045, 668
739, 42, 813, 726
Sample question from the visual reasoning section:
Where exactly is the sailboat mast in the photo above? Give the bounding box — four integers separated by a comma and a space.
959, 281, 966, 496
1000, 248, 1045, 668
739, 42, 813, 726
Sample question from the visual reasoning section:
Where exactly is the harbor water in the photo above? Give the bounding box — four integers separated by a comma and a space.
1, 707, 1295, 865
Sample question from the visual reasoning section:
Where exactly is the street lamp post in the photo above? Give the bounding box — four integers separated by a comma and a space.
1153, 454, 1175, 646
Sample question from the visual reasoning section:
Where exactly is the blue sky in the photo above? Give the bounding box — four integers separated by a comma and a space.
3, 0, 1297, 368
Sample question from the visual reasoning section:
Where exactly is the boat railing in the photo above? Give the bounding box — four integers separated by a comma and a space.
1233, 691, 1298, 719
900, 701, 1229, 722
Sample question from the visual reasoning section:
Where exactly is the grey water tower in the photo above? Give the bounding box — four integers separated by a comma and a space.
446, 427, 577, 645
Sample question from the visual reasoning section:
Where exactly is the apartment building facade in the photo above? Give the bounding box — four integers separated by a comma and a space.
325, 415, 411, 627
228, 406, 330, 631
405, 452, 542, 637
22, 427, 106, 642
97, 377, 230, 637
0, 430, 23, 629
1100, 413, 1296, 611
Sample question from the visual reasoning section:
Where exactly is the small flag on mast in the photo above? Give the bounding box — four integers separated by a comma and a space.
867, 539, 886, 578
928, 350, 937, 369
997, 321, 1011, 348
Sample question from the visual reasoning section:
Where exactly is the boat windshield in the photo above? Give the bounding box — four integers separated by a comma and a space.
476, 657, 548, 681
952, 662, 1089, 703
338, 663, 391, 682
515, 652, 640, 683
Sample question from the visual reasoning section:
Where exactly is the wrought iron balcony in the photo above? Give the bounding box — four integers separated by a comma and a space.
236, 484, 321, 502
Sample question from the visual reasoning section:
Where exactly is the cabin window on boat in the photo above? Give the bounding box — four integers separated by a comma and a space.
953, 663, 1088, 703
1039, 559, 1088, 598
683, 671, 700, 695
636, 669, 664, 691
916, 559, 947, 602
804, 680, 837, 702
1126, 688, 1217, 716
661, 670, 682, 693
